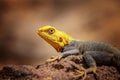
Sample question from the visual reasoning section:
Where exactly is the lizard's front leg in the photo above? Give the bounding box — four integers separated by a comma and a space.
46, 49, 79, 62
46, 55, 62, 62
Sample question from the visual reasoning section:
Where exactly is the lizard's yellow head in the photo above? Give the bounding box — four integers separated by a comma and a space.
37, 25, 74, 52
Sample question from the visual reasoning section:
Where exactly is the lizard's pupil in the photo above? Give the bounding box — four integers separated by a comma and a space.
49, 29, 54, 34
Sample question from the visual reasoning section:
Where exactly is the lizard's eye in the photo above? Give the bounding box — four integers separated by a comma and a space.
48, 29, 55, 34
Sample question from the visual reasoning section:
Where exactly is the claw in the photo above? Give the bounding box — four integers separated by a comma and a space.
57, 55, 62, 60
50, 56, 56, 59
46, 55, 62, 63
70, 66, 97, 80
76, 67, 87, 80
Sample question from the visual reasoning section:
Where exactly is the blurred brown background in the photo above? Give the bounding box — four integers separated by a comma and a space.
0, 0, 120, 66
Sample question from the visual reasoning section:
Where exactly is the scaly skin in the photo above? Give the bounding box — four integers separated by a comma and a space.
37, 25, 120, 80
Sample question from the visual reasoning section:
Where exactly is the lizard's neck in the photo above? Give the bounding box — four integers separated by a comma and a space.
49, 31, 74, 52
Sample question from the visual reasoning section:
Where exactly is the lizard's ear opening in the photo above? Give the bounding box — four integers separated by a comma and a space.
59, 37, 63, 42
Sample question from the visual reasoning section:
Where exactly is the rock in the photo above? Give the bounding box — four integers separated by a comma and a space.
0, 55, 119, 80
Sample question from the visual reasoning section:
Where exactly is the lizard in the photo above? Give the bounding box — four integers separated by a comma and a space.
37, 25, 120, 80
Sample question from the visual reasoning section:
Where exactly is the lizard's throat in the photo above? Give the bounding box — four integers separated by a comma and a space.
41, 35, 64, 52
38, 33, 63, 52
51, 43, 63, 52
44, 40, 63, 52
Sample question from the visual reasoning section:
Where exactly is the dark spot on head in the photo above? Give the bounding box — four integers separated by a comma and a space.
59, 37, 63, 42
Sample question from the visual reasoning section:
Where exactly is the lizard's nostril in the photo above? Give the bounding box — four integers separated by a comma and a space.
37, 29, 42, 35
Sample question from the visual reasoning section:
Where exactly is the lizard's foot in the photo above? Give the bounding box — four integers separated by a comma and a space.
70, 67, 86, 80
70, 66, 97, 80
46, 55, 62, 63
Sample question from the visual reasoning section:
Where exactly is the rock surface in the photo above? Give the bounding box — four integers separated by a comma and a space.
0, 55, 120, 80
